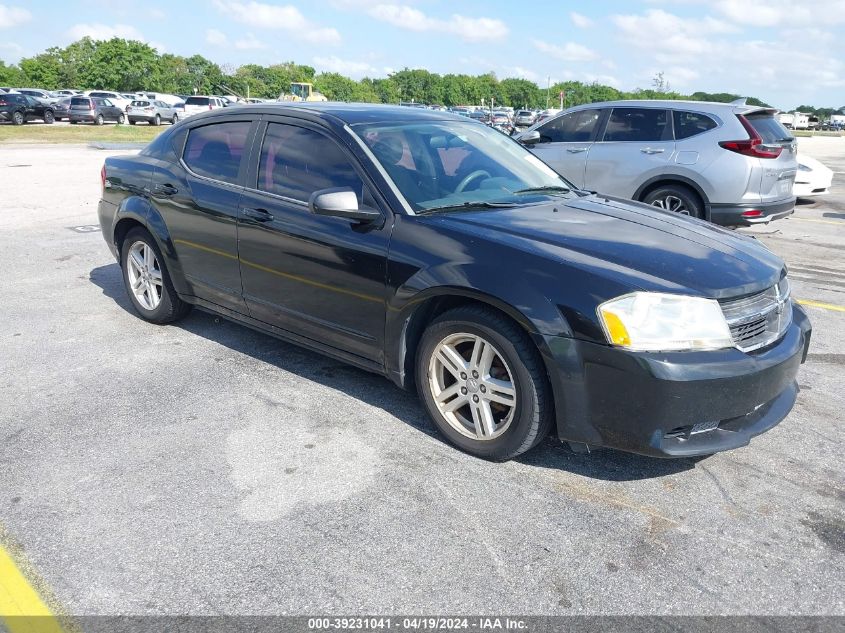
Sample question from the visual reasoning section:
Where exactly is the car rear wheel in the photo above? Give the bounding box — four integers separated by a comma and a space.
152, 114, 161, 126
117, 113, 125, 125
416, 306, 553, 461
129, 119, 136, 125
69, 120, 77, 125
120, 227, 191, 324
12, 111, 24, 125
95, 114, 104, 126
643, 184, 703, 219
171, 113, 178, 124
43, 110, 55, 124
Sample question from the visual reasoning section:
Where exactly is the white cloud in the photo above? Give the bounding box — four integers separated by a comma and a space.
532, 39, 598, 62
713, 0, 845, 27
67, 23, 146, 41
570, 12, 593, 28
313, 55, 381, 78
0, 40, 23, 57
0, 4, 30, 29
234, 33, 265, 50
368, 4, 508, 42
212, 0, 341, 44
206, 28, 228, 46
507, 66, 539, 82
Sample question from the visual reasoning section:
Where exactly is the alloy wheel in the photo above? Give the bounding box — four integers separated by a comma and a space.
651, 195, 689, 215
126, 240, 163, 311
428, 333, 517, 440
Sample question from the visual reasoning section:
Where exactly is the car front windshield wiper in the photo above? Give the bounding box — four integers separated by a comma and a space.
417, 200, 519, 215
512, 185, 571, 195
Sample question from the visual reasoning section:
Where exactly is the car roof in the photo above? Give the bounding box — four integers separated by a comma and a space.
560, 99, 775, 115
182, 102, 468, 125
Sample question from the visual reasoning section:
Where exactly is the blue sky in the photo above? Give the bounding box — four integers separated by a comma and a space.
1, 0, 843, 108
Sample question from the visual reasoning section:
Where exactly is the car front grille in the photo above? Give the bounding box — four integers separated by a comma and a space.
720, 277, 792, 352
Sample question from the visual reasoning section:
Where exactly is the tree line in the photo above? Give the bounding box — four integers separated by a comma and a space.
2, 37, 841, 115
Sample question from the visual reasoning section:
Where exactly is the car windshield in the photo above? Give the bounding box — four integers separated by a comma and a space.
354, 120, 575, 213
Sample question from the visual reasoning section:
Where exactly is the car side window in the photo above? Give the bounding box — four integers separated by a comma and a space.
257, 122, 369, 205
183, 121, 251, 185
537, 109, 601, 143
102, 99, 113, 107
603, 108, 672, 142
673, 111, 717, 140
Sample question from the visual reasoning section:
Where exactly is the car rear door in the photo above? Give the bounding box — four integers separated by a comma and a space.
236, 116, 391, 363
584, 106, 676, 198
526, 108, 604, 187
150, 116, 259, 312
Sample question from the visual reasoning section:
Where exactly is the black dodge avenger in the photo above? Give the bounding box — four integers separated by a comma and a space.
98, 103, 811, 461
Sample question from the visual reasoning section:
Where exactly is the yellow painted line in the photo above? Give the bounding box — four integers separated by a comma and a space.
0, 545, 63, 633
797, 299, 845, 313
791, 217, 844, 226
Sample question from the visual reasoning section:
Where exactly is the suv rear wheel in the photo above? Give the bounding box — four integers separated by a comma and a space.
416, 306, 553, 461
643, 184, 703, 219
12, 110, 24, 125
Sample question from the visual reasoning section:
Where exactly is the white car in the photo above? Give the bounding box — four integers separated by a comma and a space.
794, 155, 833, 197
85, 91, 132, 113
182, 95, 227, 117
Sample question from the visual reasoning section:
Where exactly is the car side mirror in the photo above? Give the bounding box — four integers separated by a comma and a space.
309, 188, 381, 223
518, 131, 541, 146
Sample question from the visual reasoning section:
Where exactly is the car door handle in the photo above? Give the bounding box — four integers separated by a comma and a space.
242, 207, 274, 222
153, 183, 178, 196
566, 147, 589, 153
640, 147, 665, 154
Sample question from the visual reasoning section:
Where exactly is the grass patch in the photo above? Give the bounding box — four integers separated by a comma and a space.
0, 122, 165, 144
792, 130, 843, 138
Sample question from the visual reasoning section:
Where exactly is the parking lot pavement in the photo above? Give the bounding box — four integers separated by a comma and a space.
0, 141, 843, 618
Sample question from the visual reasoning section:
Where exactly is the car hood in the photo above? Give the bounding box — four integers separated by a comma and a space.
429, 194, 785, 299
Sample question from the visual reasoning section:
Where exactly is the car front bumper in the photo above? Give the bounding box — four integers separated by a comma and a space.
710, 198, 796, 226
539, 303, 811, 457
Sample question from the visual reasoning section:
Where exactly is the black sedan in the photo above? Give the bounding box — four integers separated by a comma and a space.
0, 93, 55, 124
97, 104, 811, 461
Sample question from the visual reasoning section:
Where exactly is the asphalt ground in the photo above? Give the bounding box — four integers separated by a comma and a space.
0, 138, 842, 620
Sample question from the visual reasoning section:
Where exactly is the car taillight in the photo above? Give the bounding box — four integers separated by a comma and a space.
100, 164, 106, 191
719, 115, 783, 159
0, 99, 7, 106
208, 105, 213, 110
741, 209, 763, 218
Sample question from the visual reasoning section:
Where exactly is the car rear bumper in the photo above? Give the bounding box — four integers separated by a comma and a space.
69, 113, 96, 122
710, 198, 796, 226
539, 303, 811, 458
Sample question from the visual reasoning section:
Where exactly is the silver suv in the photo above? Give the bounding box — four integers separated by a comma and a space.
518, 100, 798, 226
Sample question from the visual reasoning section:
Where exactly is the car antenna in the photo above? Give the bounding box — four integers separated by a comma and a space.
730, 97, 748, 106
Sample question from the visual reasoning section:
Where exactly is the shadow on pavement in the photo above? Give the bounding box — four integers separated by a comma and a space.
90, 262, 698, 482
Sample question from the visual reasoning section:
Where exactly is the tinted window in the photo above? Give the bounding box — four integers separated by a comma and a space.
183, 121, 251, 185
538, 109, 601, 143
132, 100, 150, 106
603, 108, 671, 142
673, 111, 718, 139
745, 113, 792, 143
186, 97, 210, 106
89, 92, 111, 98
258, 123, 366, 203
70, 97, 91, 107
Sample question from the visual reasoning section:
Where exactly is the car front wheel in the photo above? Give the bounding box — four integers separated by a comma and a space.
43, 110, 55, 124
95, 114, 104, 126
12, 110, 24, 125
643, 184, 703, 219
117, 113, 125, 124
416, 306, 553, 461
120, 227, 191, 324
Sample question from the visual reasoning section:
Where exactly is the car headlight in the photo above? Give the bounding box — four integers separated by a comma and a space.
597, 292, 734, 351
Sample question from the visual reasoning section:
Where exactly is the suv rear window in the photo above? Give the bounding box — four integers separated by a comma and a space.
183, 121, 251, 185
88, 92, 111, 98
71, 97, 91, 106
186, 97, 210, 106
132, 100, 150, 106
745, 113, 793, 143
604, 108, 671, 142
673, 111, 718, 139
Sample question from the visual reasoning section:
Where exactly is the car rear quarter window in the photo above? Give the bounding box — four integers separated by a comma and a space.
745, 113, 793, 143
673, 111, 718, 139
603, 108, 671, 142
538, 109, 601, 143
257, 123, 366, 204
183, 121, 251, 185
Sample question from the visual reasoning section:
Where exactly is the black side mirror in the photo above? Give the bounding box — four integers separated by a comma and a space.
518, 130, 541, 146
309, 188, 381, 223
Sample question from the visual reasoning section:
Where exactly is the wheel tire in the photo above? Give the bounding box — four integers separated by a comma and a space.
70, 120, 78, 125
171, 113, 178, 124
415, 305, 553, 461
120, 227, 191, 324
153, 114, 161, 126
129, 119, 136, 125
12, 110, 24, 125
95, 114, 104, 126
43, 110, 55, 124
642, 184, 703, 219
117, 113, 125, 125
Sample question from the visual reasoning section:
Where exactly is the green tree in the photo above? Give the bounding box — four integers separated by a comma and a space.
76, 38, 159, 91
0, 60, 24, 86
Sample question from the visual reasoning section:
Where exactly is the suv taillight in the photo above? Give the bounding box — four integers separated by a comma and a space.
719, 115, 783, 159
101, 164, 106, 191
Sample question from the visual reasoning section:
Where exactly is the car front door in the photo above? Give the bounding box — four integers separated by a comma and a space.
100, 99, 121, 121
236, 117, 391, 363
150, 117, 258, 312
526, 108, 604, 187
584, 107, 676, 198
